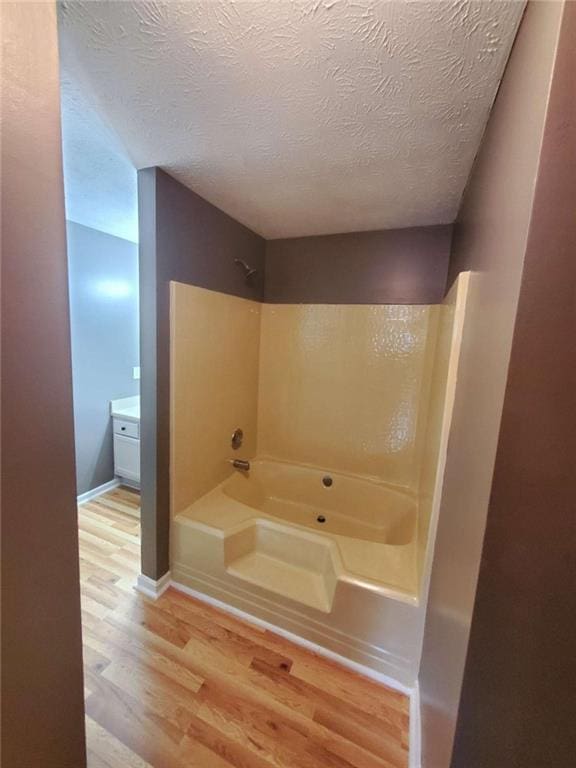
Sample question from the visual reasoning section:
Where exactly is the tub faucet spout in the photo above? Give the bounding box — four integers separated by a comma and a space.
230, 458, 250, 471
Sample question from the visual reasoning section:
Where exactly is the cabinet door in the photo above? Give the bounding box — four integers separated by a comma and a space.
113, 434, 140, 482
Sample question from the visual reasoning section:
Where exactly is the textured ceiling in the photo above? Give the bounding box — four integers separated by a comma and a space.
58, 1, 524, 239
60, 73, 139, 243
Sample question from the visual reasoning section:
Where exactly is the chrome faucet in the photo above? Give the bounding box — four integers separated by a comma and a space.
229, 458, 250, 471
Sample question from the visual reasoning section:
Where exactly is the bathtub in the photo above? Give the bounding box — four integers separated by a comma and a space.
223, 459, 416, 546
172, 457, 422, 683
175, 457, 418, 599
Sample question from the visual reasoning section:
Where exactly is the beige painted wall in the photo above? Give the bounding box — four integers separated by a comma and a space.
418, 3, 566, 766
258, 304, 439, 490
170, 282, 261, 515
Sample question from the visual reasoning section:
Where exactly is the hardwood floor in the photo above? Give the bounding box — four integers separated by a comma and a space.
78, 489, 410, 768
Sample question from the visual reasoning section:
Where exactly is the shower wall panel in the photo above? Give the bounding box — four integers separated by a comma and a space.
257, 304, 439, 490
171, 282, 261, 516
416, 275, 470, 582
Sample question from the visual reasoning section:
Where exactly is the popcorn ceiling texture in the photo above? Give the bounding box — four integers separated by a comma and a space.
59, 1, 524, 239
60, 74, 139, 243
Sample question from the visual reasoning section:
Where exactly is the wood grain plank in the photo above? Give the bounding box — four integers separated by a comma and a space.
290, 655, 408, 717
154, 590, 292, 669
86, 716, 153, 768
89, 617, 205, 694
101, 657, 200, 736
313, 707, 408, 767
251, 657, 407, 735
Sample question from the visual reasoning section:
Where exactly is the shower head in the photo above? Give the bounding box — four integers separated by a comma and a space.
234, 258, 258, 282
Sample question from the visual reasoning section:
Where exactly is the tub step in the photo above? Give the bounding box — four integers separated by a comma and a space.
228, 552, 332, 613
224, 520, 340, 613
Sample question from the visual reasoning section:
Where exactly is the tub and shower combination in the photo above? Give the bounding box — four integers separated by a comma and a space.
170, 276, 470, 686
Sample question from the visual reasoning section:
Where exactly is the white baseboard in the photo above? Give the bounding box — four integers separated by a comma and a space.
136, 571, 172, 600
169, 579, 412, 696
77, 478, 120, 505
409, 680, 421, 768
120, 477, 141, 490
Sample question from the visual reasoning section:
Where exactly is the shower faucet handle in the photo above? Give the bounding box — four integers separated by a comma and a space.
231, 428, 243, 450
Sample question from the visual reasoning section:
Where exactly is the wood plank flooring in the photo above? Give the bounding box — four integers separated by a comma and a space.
78, 489, 410, 768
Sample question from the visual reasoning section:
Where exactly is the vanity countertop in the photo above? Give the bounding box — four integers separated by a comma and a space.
111, 395, 140, 423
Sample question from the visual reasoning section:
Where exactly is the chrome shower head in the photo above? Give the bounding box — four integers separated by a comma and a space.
234, 258, 257, 282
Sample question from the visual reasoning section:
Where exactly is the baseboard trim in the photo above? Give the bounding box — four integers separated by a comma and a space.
409, 680, 421, 768
120, 478, 141, 491
77, 478, 120, 505
170, 578, 412, 696
136, 571, 172, 600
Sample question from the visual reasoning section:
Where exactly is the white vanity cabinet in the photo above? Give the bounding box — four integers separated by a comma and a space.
113, 418, 140, 484
111, 396, 140, 487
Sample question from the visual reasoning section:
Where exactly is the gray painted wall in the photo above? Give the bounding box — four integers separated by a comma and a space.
67, 220, 139, 495
265, 225, 451, 304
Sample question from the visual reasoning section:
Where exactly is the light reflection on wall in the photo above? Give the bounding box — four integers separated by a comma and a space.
92, 279, 133, 299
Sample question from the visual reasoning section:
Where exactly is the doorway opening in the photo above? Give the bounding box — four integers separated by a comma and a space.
59, 64, 144, 674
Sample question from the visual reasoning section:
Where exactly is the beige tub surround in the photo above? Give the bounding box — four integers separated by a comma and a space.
170, 277, 470, 685
170, 282, 261, 516
416, 273, 471, 588
258, 303, 439, 489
